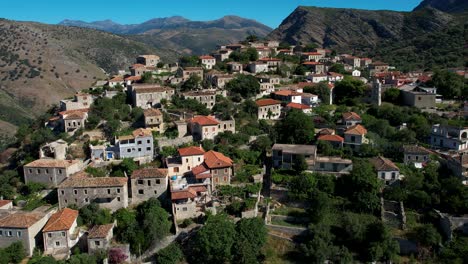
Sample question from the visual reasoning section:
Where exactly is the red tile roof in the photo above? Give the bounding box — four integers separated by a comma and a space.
370, 156, 399, 171
144, 108, 163, 117
88, 224, 114, 239
58, 176, 128, 188
131, 64, 146, 69
328, 72, 344, 77
132, 128, 153, 138
109, 76, 124, 82
0, 200, 12, 207
302, 52, 322, 56
256, 99, 281, 107
287, 102, 310, 110
124, 76, 142, 81
345, 124, 367, 135
204, 150, 233, 169
274, 90, 302, 97
178, 146, 205, 156
192, 163, 210, 176
43, 208, 78, 232
259, 57, 281, 62
0, 212, 45, 228
199, 55, 215, 60
131, 168, 168, 179
342, 112, 361, 121
318, 134, 344, 142
171, 188, 197, 200
190, 116, 220, 126
25, 159, 80, 168
302, 62, 322, 65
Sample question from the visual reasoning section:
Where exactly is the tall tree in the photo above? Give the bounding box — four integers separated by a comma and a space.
225, 75, 260, 98
275, 109, 314, 144
233, 218, 268, 263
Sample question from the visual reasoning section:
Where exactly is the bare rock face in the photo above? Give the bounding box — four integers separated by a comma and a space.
414, 0, 468, 13
268, 6, 453, 52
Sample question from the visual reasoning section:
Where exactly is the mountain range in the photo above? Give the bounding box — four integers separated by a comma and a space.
59, 16, 272, 55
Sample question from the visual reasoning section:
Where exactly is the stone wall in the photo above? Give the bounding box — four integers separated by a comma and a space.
157, 136, 193, 150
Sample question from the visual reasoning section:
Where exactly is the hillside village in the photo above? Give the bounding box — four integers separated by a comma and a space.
0, 35, 467, 264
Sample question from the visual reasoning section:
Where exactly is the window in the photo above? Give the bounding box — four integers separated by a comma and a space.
138, 190, 144, 195
85, 198, 89, 203
117, 197, 121, 202
0, 230, 2, 236
137, 140, 142, 145
107, 189, 111, 194
174, 167, 179, 173
45, 169, 49, 174
117, 188, 121, 193
147, 140, 150, 144
55, 241, 60, 246
224, 168, 228, 173
381, 172, 385, 179
28, 169, 32, 173
7, 231, 12, 237
320, 163, 325, 169
147, 180, 151, 186
186, 158, 189, 163
84, 190, 88, 195
58, 169, 62, 174
127, 149, 131, 153
156, 179, 160, 184
182, 207, 188, 211
37, 169, 41, 174
351, 136, 356, 142
64, 199, 68, 204
61, 232, 65, 237
138, 148, 141, 152
138, 179, 144, 185
154, 190, 158, 194
95, 241, 100, 246
198, 157, 201, 162
74, 190, 78, 195
146, 147, 151, 151
60, 190, 64, 195
391, 172, 396, 179
223, 176, 227, 182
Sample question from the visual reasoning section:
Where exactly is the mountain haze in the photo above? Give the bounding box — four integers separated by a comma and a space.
59, 16, 273, 55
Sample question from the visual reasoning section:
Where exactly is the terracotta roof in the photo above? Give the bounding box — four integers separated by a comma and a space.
204, 150, 233, 169
59, 109, 89, 118
190, 185, 207, 193
125, 76, 142, 81
109, 76, 124, 82
144, 108, 163, 117
328, 72, 344, 77
199, 55, 215, 60
133, 86, 173, 94
43, 208, 78, 232
88, 224, 114, 239
344, 124, 367, 135
342, 112, 361, 121
0, 212, 45, 228
192, 163, 210, 176
132, 128, 153, 138
259, 57, 281, 61
256, 99, 281, 107
302, 62, 322, 65
58, 176, 127, 189
302, 52, 322, 56
287, 102, 310, 110
318, 134, 344, 142
25, 159, 80, 168
190, 116, 219, 126
370, 156, 399, 171
64, 112, 86, 120
318, 128, 335, 135
178, 146, 205, 156
274, 90, 302, 97
171, 189, 197, 200
131, 64, 146, 69
131, 168, 167, 179
0, 200, 12, 207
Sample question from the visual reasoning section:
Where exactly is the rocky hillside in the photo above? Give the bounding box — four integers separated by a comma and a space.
0, 19, 167, 137
268, 6, 453, 52
59, 16, 272, 55
414, 0, 468, 13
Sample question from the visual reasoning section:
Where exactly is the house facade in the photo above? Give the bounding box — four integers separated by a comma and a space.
143, 108, 165, 133
116, 128, 154, 163
130, 84, 175, 109
136, 55, 160, 67
58, 176, 128, 212
189, 115, 235, 141
256, 99, 281, 120
24, 159, 83, 188
199, 56, 216, 70
42, 208, 80, 256
183, 90, 217, 109
59, 93, 94, 111
370, 156, 400, 184
403, 145, 431, 168
87, 224, 114, 254
272, 144, 317, 170
430, 124, 468, 151
344, 124, 369, 150
131, 168, 168, 204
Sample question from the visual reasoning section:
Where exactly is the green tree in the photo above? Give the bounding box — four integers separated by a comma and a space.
289, 172, 316, 201
181, 74, 201, 91
328, 64, 347, 74
245, 35, 259, 43
233, 218, 268, 264
137, 198, 171, 245
78, 203, 112, 226
429, 70, 463, 99
303, 82, 331, 105
179, 55, 199, 67
333, 77, 367, 105
275, 109, 314, 144
411, 224, 441, 250
191, 214, 236, 264
383, 88, 401, 104
226, 75, 260, 98
141, 72, 154, 83
293, 154, 308, 172
155, 243, 184, 264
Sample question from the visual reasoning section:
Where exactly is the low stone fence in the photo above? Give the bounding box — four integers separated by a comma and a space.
157, 136, 193, 150
266, 224, 307, 236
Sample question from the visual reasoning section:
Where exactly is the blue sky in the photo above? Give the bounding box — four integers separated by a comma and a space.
2, 0, 422, 28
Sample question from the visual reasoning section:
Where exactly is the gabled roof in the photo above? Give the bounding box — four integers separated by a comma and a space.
370, 156, 399, 172
344, 124, 367, 135
144, 108, 163, 117
302, 62, 322, 65
58, 176, 128, 189
403, 145, 431, 155
199, 55, 215, 60
109, 76, 124, 82
0, 200, 12, 207
204, 150, 233, 169
178, 146, 205, 156
0, 212, 45, 228
43, 208, 78, 232
256, 99, 281, 107
274, 90, 302, 97
132, 128, 153, 138
318, 128, 335, 135
25, 159, 80, 168
88, 224, 114, 239
190, 116, 220, 126
131, 168, 168, 179
318, 134, 344, 142
342, 112, 361, 121
171, 188, 197, 200
192, 163, 210, 178
287, 102, 310, 110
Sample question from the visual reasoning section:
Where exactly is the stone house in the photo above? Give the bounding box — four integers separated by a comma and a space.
317, 134, 344, 148
166, 146, 206, 176
248, 62, 269, 74
286, 102, 311, 114
301, 93, 319, 106
342, 112, 362, 127
42, 208, 80, 256
360, 58, 373, 68
87, 223, 114, 254
192, 150, 233, 188
108, 76, 124, 88
0, 211, 51, 256
302, 62, 325, 74
273, 90, 302, 104
188, 115, 235, 141
257, 75, 280, 85
212, 49, 233, 62
179, 67, 204, 81
130, 64, 147, 76
116, 128, 154, 164
60, 93, 94, 111
58, 175, 128, 212
344, 124, 369, 150
131, 168, 168, 204
136, 55, 160, 67
211, 74, 234, 88
258, 58, 281, 71
259, 82, 275, 96
182, 90, 217, 109
400, 85, 437, 109
24, 159, 83, 188
430, 124, 468, 151
144, 108, 165, 133
308, 74, 328, 83
327, 72, 344, 83
403, 145, 431, 168
369, 61, 389, 73
255, 47, 271, 58
199, 55, 216, 70
343, 56, 361, 68
314, 156, 353, 175
301, 52, 324, 62
272, 144, 317, 170
370, 156, 401, 184
256, 99, 281, 120
129, 84, 175, 109
226, 61, 243, 73
444, 152, 468, 180
59, 109, 88, 133
171, 185, 209, 220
